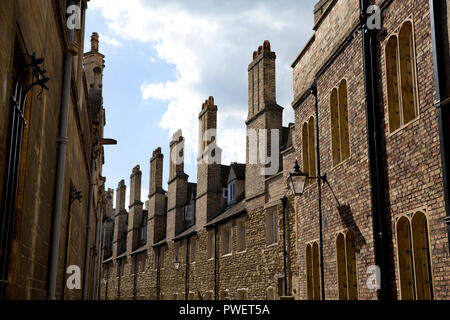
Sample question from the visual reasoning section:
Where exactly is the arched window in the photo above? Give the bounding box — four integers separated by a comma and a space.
336, 230, 358, 300
266, 287, 275, 300
306, 244, 313, 300
396, 212, 433, 300
386, 36, 400, 132
336, 233, 348, 299
330, 80, 350, 166
302, 122, 310, 180
399, 21, 417, 124
306, 241, 321, 300
338, 80, 350, 161
345, 231, 358, 300
302, 117, 317, 187
330, 88, 340, 165
411, 212, 433, 300
312, 242, 321, 300
385, 20, 418, 133
308, 117, 316, 180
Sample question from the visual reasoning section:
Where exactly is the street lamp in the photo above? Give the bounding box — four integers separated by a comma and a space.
286, 160, 308, 195
173, 257, 181, 270
280, 160, 309, 298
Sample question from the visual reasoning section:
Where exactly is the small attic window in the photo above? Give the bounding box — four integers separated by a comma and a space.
227, 181, 236, 204
222, 188, 228, 199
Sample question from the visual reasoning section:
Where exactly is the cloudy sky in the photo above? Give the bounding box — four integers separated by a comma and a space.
85, 0, 315, 202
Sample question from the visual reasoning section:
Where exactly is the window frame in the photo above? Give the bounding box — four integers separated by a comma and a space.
207, 230, 215, 260
221, 223, 233, 256
265, 206, 279, 246
330, 78, 351, 168
335, 230, 358, 300
236, 219, 247, 253
395, 208, 434, 300
384, 18, 420, 136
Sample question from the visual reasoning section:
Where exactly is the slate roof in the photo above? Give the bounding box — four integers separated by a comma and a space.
220, 165, 231, 188
205, 197, 246, 228
228, 163, 246, 183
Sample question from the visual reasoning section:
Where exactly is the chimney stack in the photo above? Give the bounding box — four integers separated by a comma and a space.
91, 32, 99, 52
167, 130, 189, 239
128, 165, 144, 252
148, 147, 167, 245
113, 180, 127, 257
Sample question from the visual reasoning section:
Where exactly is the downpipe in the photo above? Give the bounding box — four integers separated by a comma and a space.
82, 156, 95, 300
360, 0, 391, 300
429, 0, 450, 252
46, 28, 75, 300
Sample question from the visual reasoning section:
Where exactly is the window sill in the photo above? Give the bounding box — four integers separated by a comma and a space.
221, 253, 232, 257
266, 242, 278, 248
330, 155, 352, 173
387, 116, 420, 139
236, 249, 247, 254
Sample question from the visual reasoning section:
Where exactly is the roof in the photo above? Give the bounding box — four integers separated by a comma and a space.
220, 165, 231, 188
206, 198, 246, 228
152, 238, 167, 247
228, 163, 246, 183
281, 124, 294, 151
173, 225, 197, 241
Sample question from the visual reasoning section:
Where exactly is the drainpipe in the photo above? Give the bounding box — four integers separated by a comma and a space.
430, 0, 450, 252
133, 254, 138, 300
185, 237, 190, 299
46, 26, 75, 300
95, 216, 105, 299
82, 156, 95, 300
214, 225, 218, 300
311, 83, 326, 300
91, 203, 102, 299
360, 0, 391, 300
281, 195, 288, 296
156, 247, 161, 300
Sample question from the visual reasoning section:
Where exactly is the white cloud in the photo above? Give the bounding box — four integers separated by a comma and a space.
124, 188, 150, 208
89, 0, 314, 166
99, 33, 122, 47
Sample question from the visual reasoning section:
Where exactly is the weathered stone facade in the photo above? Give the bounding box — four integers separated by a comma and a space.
0, 1, 109, 299
100, 0, 449, 300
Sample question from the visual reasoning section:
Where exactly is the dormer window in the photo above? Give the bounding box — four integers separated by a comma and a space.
228, 181, 236, 204
183, 202, 195, 227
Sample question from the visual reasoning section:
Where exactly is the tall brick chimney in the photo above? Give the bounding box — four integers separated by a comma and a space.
197, 97, 224, 228
148, 148, 167, 245
246, 41, 283, 200
91, 32, 99, 52
127, 165, 144, 252
105, 188, 114, 219
150, 147, 163, 195
113, 180, 127, 257
167, 130, 189, 239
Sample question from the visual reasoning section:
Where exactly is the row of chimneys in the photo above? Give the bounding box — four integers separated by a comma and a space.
103, 39, 278, 257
